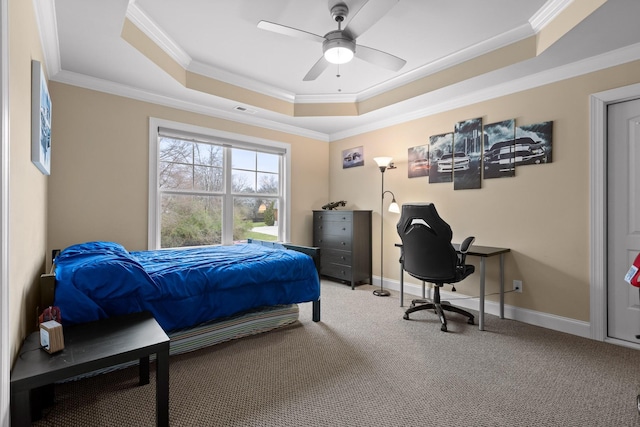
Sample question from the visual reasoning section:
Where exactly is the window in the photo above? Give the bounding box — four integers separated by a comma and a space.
148, 119, 290, 249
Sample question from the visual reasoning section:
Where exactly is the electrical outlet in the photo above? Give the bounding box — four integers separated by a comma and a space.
513, 280, 523, 293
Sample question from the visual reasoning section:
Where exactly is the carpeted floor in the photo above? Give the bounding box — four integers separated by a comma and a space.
32, 280, 640, 426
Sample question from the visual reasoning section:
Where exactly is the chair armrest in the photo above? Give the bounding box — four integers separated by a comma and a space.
458, 236, 475, 265
459, 236, 475, 253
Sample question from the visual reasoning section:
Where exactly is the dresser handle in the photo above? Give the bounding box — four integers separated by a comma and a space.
341, 242, 346, 245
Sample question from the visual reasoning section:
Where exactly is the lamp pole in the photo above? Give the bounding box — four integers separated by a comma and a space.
373, 157, 397, 297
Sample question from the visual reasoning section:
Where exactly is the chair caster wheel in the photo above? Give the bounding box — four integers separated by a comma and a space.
403, 314, 409, 320
441, 325, 447, 332
467, 319, 474, 325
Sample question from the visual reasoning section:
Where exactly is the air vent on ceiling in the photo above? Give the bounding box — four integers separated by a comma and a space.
234, 105, 257, 114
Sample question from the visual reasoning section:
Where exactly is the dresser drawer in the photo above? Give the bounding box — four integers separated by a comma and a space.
314, 220, 352, 238
314, 234, 351, 251
321, 263, 352, 281
313, 211, 353, 223
322, 249, 352, 266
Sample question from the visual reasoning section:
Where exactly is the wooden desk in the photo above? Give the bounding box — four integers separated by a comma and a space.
396, 243, 510, 331
10, 311, 170, 427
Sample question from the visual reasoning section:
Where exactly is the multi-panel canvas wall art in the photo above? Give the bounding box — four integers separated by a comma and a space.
422, 118, 552, 190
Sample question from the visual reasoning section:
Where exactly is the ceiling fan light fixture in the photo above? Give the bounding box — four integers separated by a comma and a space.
323, 31, 355, 65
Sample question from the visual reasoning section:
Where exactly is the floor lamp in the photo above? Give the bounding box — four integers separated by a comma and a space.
373, 157, 400, 297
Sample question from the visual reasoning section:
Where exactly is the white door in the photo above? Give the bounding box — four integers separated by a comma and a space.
607, 98, 640, 342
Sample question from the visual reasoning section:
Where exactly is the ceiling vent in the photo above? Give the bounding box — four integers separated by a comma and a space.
234, 105, 257, 114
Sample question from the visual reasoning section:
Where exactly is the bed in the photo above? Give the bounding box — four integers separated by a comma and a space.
40, 239, 321, 357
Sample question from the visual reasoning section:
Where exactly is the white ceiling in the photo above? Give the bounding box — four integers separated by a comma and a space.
40, 0, 640, 141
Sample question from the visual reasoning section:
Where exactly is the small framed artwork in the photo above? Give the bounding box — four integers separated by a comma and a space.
342, 146, 364, 169
31, 60, 52, 175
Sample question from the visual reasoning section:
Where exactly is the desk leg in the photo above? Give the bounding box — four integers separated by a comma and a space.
400, 262, 404, 307
500, 253, 505, 319
479, 258, 486, 331
156, 346, 170, 427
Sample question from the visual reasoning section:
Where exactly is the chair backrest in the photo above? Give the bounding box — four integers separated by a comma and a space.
396, 203, 459, 282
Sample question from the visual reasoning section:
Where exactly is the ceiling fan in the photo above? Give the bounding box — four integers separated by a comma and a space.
257, 0, 406, 81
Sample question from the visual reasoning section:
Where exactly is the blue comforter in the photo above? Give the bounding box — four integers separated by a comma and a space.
53, 241, 320, 332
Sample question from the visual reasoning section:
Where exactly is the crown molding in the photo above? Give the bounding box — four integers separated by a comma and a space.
50, 70, 330, 142
125, 1, 191, 69
123, 1, 542, 107
295, 93, 359, 104
187, 60, 297, 103
40, 1, 639, 143
329, 42, 640, 141
530, 0, 574, 32
32, 0, 61, 75
356, 22, 536, 102
47, 42, 640, 144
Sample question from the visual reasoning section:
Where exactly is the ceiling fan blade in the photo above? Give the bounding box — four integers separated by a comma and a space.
257, 20, 326, 44
344, 0, 398, 39
303, 57, 330, 81
355, 44, 406, 72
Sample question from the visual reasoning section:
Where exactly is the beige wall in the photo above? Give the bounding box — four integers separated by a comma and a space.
46, 83, 330, 256
8, 0, 49, 359
329, 59, 640, 322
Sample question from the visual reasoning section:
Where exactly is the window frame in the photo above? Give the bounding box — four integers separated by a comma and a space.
148, 118, 291, 249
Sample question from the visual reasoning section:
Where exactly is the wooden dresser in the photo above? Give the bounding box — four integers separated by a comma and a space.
312, 210, 372, 289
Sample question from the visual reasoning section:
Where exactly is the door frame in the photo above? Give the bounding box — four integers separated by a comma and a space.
0, 0, 8, 423
590, 82, 640, 348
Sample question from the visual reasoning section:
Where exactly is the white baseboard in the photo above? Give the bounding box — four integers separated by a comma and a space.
379, 277, 592, 339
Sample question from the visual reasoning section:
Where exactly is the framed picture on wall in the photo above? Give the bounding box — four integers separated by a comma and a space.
31, 60, 52, 175
342, 146, 364, 169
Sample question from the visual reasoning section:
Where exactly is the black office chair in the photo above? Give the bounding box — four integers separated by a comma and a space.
397, 203, 476, 332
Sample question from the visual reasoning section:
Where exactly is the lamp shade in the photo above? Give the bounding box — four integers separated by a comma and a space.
388, 201, 400, 214
373, 157, 393, 168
